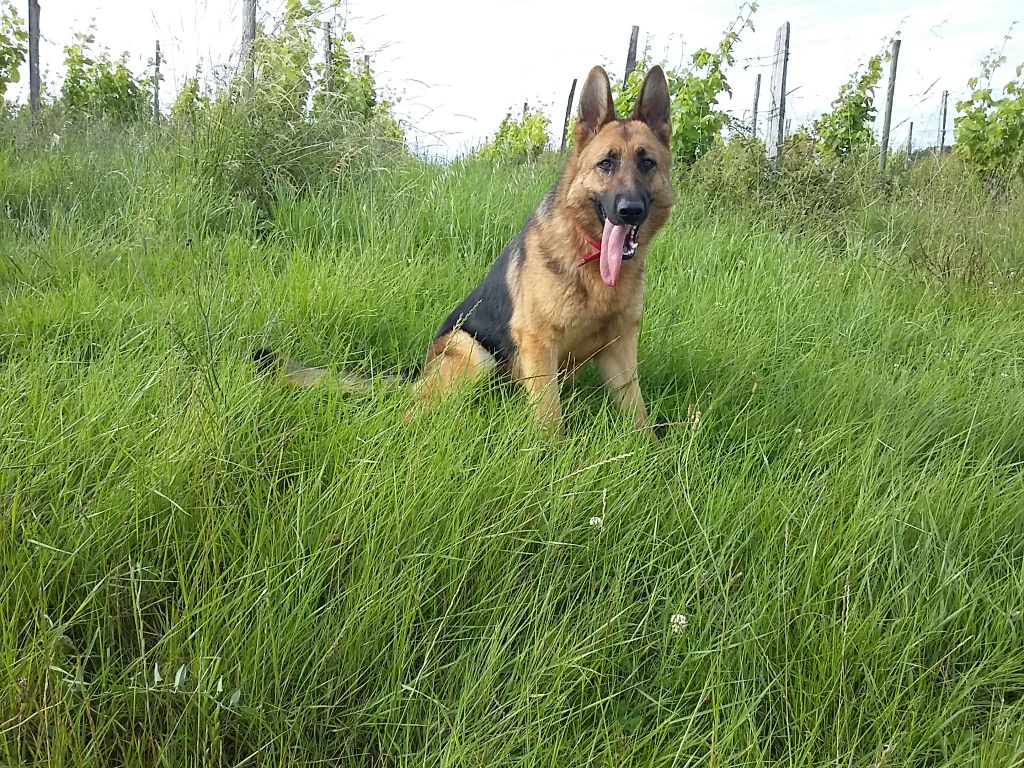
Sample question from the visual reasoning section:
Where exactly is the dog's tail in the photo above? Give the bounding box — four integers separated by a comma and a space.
253, 347, 416, 392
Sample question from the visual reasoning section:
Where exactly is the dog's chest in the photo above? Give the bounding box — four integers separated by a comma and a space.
511, 242, 646, 360
555, 273, 644, 357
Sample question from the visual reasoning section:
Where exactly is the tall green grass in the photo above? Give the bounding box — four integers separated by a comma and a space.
2, 119, 1024, 766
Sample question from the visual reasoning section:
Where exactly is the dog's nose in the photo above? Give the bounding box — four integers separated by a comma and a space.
615, 197, 646, 225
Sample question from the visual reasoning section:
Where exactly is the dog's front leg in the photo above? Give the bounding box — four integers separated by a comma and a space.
595, 333, 654, 437
515, 336, 563, 437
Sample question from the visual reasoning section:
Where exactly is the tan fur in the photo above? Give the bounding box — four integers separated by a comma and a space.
413, 330, 496, 405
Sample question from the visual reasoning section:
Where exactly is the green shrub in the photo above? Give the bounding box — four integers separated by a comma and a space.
179, 0, 404, 210
687, 134, 769, 205
688, 129, 882, 242
478, 106, 550, 163
812, 53, 884, 161
955, 49, 1024, 184
60, 31, 151, 122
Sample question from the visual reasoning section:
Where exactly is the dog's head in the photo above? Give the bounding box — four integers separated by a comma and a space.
565, 65, 674, 285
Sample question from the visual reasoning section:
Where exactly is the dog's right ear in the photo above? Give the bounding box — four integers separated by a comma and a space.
574, 66, 616, 150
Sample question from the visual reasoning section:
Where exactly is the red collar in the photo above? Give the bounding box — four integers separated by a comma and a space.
574, 225, 601, 267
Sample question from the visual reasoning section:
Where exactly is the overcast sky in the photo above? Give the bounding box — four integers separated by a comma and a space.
15, 0, 1024, 156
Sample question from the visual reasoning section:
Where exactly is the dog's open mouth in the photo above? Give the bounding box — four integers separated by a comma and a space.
590, 200, 641, 287
594, 200, 639, 261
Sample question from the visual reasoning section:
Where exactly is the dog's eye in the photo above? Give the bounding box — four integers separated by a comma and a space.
597, 157, 616, 173
638, 157, 656, 172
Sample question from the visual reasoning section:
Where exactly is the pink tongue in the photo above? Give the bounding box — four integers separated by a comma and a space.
600, 219, 630, 287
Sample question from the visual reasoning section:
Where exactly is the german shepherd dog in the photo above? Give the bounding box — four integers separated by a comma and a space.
256, 64, 674, 437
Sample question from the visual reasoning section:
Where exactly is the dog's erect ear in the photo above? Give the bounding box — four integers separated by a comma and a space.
632, 65, 671, 146
574, 65, 616, 149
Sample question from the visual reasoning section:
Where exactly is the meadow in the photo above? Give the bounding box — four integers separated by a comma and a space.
2, 112, 1024, 766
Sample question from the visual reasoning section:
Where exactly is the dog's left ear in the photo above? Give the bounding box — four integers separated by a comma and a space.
632, 65, 671, 147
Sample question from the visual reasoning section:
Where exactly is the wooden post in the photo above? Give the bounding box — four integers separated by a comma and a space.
623, 25, 639, 84
938, 90, 948, 150
752, 73, 761, 137
241, 0, 256, 93
878, 37, 900, 174
905, 120, 913, 162
28, 0, 41, 114
766, 21, 790, 164
153, 40, 161, 122
523, 101, 528, 121
560, 77, 577, 151
324, 22, 333, 102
